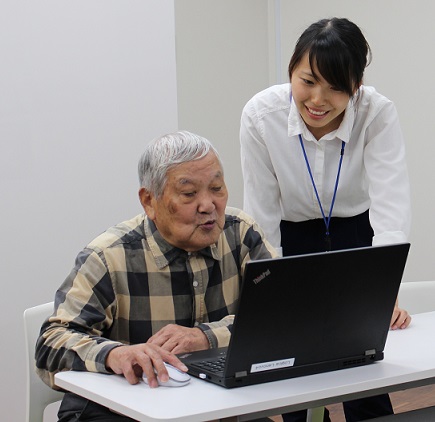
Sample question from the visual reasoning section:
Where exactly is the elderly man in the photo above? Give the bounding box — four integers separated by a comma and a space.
36, 130, 277, 421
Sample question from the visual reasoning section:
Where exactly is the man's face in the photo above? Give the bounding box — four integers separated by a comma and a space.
140, 152, 228, 252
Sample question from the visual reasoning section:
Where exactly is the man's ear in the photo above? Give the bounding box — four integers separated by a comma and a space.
139, 187, 156, 220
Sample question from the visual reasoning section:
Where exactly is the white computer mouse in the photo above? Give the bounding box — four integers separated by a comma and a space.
142, 362, 191, 387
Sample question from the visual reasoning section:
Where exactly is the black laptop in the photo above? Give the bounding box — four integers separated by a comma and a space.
179, 243, 410, 388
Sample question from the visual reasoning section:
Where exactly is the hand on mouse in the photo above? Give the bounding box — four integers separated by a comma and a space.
142, 363, 191, 388
105, 343, 188, 388
147, 324, 209, 353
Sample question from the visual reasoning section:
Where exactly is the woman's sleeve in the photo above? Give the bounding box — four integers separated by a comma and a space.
364, 101, 411, 245
240, 100, 283, 250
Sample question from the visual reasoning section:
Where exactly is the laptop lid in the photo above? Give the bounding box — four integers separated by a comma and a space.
180, 243, 410, 388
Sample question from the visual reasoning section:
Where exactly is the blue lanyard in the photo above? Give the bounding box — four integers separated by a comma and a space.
298, 134, 345, 250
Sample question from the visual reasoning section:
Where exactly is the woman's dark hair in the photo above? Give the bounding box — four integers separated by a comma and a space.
288, 18, 372, 97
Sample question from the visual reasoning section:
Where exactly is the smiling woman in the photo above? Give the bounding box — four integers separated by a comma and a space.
287, 17, 369, 141
240, 17, 410, 256
240, 17, 411, 422
289, 53, 353, 140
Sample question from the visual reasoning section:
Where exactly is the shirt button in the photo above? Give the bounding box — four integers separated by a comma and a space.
193, 280, 199, 287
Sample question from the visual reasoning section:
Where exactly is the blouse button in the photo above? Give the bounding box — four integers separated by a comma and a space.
193, 280, 199, 288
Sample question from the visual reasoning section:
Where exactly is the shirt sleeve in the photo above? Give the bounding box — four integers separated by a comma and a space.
364, 101, 411, 245
198, 315, 234, 348
35, 249, 122, 389
240, 99, 283, 249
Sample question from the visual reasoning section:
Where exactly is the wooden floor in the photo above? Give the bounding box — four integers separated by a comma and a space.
268, 384, 435, 421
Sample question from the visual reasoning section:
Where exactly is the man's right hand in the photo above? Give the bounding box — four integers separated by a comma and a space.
105, 343, 188, 388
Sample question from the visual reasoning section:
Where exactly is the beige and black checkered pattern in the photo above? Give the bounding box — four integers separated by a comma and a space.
36, 207, 277, 388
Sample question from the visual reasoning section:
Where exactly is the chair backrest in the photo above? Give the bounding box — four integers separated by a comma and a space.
398, 281, 435, 315
24, 302, 64, 422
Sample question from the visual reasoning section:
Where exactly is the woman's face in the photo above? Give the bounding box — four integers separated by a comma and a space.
291, 53, 353, 140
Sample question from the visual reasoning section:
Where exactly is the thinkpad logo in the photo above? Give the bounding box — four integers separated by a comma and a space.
253, 269, 271, 284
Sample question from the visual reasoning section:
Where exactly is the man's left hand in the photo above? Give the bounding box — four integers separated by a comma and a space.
147, 324, 209, 353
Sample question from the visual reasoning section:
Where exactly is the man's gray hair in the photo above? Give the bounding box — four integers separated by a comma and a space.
138, 130, 222, 197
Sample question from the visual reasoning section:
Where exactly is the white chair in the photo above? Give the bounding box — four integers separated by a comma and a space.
24, 302, 64, 422
398, 281, 435, 314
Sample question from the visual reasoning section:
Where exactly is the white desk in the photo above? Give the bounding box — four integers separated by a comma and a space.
55, 311, 435, 422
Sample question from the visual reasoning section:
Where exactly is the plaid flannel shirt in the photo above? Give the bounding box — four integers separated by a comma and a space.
36, 207, 277, 388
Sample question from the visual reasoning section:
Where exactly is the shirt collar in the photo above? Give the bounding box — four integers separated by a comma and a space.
287, 93, 356, 143
143, 216, 221, 269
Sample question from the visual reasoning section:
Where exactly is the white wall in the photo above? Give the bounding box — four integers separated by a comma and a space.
176, 0, 435, 283
175, 0, 272, 208
0, 1, 177, 420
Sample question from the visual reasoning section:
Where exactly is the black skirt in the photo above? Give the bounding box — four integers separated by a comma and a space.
280, 210, 373, 256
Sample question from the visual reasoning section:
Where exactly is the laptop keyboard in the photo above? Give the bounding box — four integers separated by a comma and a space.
192, 356, 226, 373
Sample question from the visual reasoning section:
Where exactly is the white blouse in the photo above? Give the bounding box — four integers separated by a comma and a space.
240, 83, 411, 250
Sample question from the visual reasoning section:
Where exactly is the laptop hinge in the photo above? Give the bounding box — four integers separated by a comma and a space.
365, 349, 376, 356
